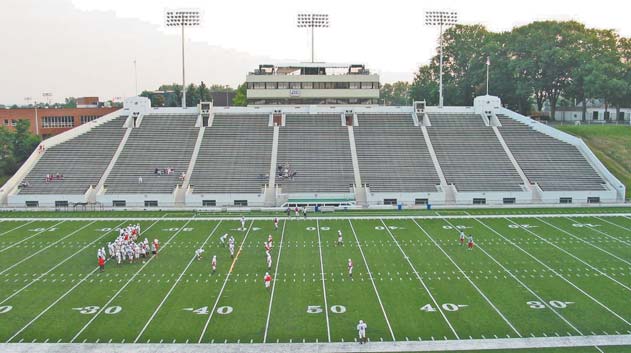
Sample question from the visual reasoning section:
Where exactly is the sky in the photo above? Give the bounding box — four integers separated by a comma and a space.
1, 0, 631, 105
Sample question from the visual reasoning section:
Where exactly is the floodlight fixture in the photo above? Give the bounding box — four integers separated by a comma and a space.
424, 10, 458, 107
165, 9, 201, 108
296, 13, 329, 62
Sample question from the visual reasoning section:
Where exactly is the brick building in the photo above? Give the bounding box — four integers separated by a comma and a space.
0, 106, 119, 138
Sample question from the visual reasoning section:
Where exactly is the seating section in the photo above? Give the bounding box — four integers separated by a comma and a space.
427, 113, 523, 192
190, 114, 273, 194
354, 114, 440, 192
18, 117, 127, 195
105, 114, 198, 194
277, 114, 354, 193
498, 116, 607, 191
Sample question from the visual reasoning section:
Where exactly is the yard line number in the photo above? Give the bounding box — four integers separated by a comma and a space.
527, 300, 574, 309
572, 223, 600, 228
306, 305, 346, 314
72, 306, 122, 315
442, 225, 472, 230
421, 303, 468, 312
183, 306, 233, 315
28, 228, 58, 232
508, 224, 538, 229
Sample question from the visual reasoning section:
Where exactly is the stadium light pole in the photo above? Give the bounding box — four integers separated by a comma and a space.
297, 13, 329, 63
165, 9, 201, 108
425, 10, 458, 107
25, 97, 39, 136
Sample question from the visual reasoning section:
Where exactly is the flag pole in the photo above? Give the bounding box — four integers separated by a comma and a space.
486, 56, 490, 95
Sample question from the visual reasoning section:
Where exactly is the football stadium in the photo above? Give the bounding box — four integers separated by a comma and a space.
1, 4, 631, 353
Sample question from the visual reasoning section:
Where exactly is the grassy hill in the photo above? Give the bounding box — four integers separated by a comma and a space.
556, 124, 631, 199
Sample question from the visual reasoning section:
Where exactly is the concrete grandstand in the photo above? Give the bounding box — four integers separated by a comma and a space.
0, 63, 625, 208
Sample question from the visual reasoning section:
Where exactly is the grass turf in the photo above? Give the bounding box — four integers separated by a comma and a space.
0, 212, 629, 352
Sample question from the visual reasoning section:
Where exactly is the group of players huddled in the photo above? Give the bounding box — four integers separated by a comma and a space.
96, 224, 161, 271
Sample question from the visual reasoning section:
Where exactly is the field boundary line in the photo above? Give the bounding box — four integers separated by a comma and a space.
198, 220, 256, 343
262, 220, 287, 343
0, 221, 96, 276
409, 219, 522, 337
134, 220, 222, 343
548, 217, 631, 264
3, 212, 631, 222
6, 217, 165, 343
70, 218, 195, 342
516, 218, 631, 291
316, 219, 331, 343
0, 220, 66, 253
437, 217, 583, 335
348, 219, 397, 341
0, 220, 34, 237
475, 218, 631, 326
3, 334, 629, 352
379, 218, 462, 339
0, 220, 128, 305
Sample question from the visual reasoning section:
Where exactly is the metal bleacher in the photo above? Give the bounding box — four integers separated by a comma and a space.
354, 114, 440, 192
104, 114, 198, 194
276, 114, 354, 193
427, 113, 523, 192
18, 117, 127, 195
497, 116, 608, 191
189, 114, 273, 194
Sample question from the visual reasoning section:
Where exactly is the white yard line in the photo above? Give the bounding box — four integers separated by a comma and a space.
348, 219, 397, 341
134, 220, 222, 343
262, 220, 287, 343
437, 217, 583, 336
377, 219, 461, 339
515, 218, 631, 291
70, 218, 195, 343
0, 220, 34, 237
2, 335, 631, 352
198, 220, 256, 343
6, 217, 166, 343
0, 220, 128, 305
0, 220, 66, 253
475, 218, 631, 326
594, 217, 631, 245
316, 219, 331, 343
408, 219, 522, 338
3, 212, 631, 222
0, 221, 96, 276
547, 217, 631, 265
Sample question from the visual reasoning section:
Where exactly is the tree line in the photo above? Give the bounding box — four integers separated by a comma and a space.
0, 120, 41, 185
382, 21, 631, 119
140, 82, 247, 107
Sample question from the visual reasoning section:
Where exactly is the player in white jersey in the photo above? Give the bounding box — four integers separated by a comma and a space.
266, 252, 272, 270
134, 244, 140, 260
264, 241, 271, 253
273, 217, 279, 230
127, 245, 134, 264
229, 242, 235, 259
459, 231, 466, 246
240, 216, 246, 230
195, 247, 204, 260
115, 247, 122, 265
357, 320, 367, 344
348, 258, 353, 278
220, 233, 228, 247
97, 248, 103, 261
211, 255, 217, 273
228, 236, 235, 247
267, 234, 273, 248
337, 230, 343, 246
107, 242, 114, 259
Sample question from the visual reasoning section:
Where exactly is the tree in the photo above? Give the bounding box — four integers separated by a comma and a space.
381, 81, 411, 106
232, 82, 247, 106
410, 65, 439, 105
13, 120, 41, 165
198, 81, 211, 103
508, 21, 587, 119
64, 97, 77, 108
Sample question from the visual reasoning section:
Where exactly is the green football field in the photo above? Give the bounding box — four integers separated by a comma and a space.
0, 210, 630, 352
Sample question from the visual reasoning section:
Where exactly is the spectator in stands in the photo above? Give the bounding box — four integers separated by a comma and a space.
179, 172, 186, 181
138, 176, 143, 184
44, 174, 50, 183
154, 168, 159, 175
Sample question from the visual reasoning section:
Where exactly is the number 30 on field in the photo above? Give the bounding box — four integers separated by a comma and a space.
72, 306, 122, 314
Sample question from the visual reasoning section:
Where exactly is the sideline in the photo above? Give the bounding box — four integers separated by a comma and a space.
1, 334, 629, 352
